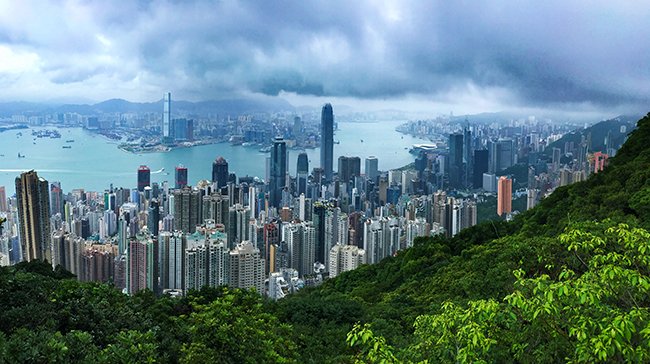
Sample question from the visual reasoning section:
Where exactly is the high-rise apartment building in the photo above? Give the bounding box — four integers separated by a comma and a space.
159, 230, 185, 291
497, 176, 512, 216
173, 187, 201, 233
320, 103, 334, 182
49, 181, 64, 217
328, 244, 366, 278
16, 170, 51, 262
229, 241, 265, 293
126, 229, 158, 295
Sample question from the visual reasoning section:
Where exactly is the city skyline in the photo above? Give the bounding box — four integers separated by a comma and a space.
0, 2, 647, 118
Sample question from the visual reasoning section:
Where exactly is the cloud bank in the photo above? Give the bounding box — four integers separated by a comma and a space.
0, 1, 648, 113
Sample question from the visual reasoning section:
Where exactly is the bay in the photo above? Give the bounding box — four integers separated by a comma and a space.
0, 120, 429, 194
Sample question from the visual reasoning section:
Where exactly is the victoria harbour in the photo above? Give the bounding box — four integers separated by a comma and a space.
0, 120, 427, 193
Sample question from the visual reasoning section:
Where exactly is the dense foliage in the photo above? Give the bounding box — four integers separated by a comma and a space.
0, 263, 296, 363
1, 113, 649, 362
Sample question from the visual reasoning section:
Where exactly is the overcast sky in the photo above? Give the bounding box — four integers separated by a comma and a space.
0, 1, 648, 115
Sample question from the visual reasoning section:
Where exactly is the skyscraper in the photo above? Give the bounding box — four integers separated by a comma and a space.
473, 150, 489, 189
162, 92, 171, 140
338, 156, 361, 183
49, 181, 64, 216
137, 165, 150, 192
212, 157, 229, 189
229, 241, 265, 293
173, 187, 201, 233
175, 165, 188, 189
497, 176, 512, 216
270, 137, 287, 208
126, 229, 158, 295
365, 156, 379, 182
448, 133, 464, 189
15, 170, 51, 262
320, 103, 334, 182
0, 186, 6, 212
297, 152, 309, 196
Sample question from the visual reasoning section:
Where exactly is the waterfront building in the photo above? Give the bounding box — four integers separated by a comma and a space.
212, 157, 229, 189
137, 165, 150, 192
162, 92, 171, 140
175, 165, 188, 189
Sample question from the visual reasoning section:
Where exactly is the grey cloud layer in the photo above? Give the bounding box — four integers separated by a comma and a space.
0, 0, 648, 107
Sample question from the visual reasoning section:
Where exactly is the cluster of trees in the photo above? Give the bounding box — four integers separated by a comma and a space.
0, 261, 296, 363
1, 113, 649, 362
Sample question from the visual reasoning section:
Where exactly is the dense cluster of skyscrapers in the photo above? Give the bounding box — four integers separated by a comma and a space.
0, 98, 623, 300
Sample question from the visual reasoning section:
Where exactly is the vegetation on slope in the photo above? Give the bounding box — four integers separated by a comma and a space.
1, 113, 649, 362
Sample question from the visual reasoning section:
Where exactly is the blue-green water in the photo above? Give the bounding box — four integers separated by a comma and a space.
0, 120, 428, 194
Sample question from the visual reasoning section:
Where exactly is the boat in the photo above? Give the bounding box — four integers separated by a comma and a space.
258, 146, 271, 153
65, 139, 75, 143
62, 146, 72, 149
17, 153, 25, 158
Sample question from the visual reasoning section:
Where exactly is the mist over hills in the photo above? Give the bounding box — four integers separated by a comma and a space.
0, 97, 296, 117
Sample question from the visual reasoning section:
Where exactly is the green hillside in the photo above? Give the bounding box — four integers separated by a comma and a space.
275, 112, 650, 362
0, 113, 649, 363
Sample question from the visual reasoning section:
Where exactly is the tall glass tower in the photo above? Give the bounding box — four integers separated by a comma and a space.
162, 92, 171, 139
320, 103, 334, 182
297, 152, 309, 196
270, 137, 287, 208
212, 157, 229, 189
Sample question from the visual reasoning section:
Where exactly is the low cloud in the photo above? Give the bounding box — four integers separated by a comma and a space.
0, 0, 647, 113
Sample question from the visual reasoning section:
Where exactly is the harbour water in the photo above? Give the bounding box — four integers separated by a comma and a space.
0, 120, 429, 194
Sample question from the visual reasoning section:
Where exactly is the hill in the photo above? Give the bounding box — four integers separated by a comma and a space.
0, 96, 295, 117
1, 114, 650, 362
544, 115, 638, 156
274, 112, 650, 362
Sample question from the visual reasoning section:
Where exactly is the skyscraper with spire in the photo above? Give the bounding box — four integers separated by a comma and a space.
320, 103, 334, 182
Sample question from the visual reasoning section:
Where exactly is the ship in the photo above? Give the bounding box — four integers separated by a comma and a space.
65, 139, 75, 143
62, 146, 72, 149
